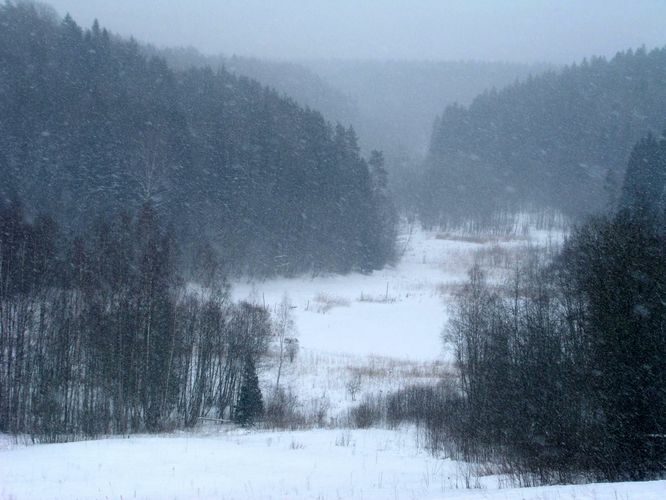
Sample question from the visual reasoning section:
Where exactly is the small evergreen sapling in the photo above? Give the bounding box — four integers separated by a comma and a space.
234, 357, 264, 426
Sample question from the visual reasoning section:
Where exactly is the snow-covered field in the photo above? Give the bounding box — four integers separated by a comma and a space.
3, 220, 664, 499
2, 427, 664, 499
233, 218, 564, 361
232, 224, 467, 361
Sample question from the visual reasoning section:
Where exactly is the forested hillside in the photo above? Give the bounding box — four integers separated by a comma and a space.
147, 47, 542, 212
387, 132, 666, 482
0, 201, 275, 437
146, 46, 360, 129
0, 3, 395, 276
421, 47, 666, 225
306, 60, 543, 158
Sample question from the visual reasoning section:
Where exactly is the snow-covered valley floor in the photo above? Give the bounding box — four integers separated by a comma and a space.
2, 219, 664, 499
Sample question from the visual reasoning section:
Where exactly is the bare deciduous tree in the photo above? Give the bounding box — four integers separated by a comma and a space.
273, 294, 296, 392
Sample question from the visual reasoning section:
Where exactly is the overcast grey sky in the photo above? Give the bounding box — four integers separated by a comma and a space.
43, 0, 666, 63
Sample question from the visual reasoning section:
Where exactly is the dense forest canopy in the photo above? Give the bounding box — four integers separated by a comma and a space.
0, 2, 396, 277
147, 48, 543, 160
143, 46, 360, 130
421, 47, 666, 225
145, 45, 544, 212
306, 60, 546, 158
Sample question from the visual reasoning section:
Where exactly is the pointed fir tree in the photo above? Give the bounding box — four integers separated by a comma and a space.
234, 357, 264, 427
620, 132, 666, 222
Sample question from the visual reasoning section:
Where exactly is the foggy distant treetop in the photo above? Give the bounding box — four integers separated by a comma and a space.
43, 0, 666, 63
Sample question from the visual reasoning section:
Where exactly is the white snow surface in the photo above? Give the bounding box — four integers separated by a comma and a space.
6, 221, 660, 500
232, 225, 480, 360
232, 221, 561, 361
1, 428, 664, 499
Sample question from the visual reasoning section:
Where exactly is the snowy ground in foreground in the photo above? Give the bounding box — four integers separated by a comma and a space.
1, 427, 664, 500
10, 221, 660, 500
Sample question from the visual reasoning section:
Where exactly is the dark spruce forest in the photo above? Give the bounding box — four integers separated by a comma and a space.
420, 47, 666, 225
0, 3, 397, 277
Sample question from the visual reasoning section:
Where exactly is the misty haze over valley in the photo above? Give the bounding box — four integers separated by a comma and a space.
1, 1, 666, 499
